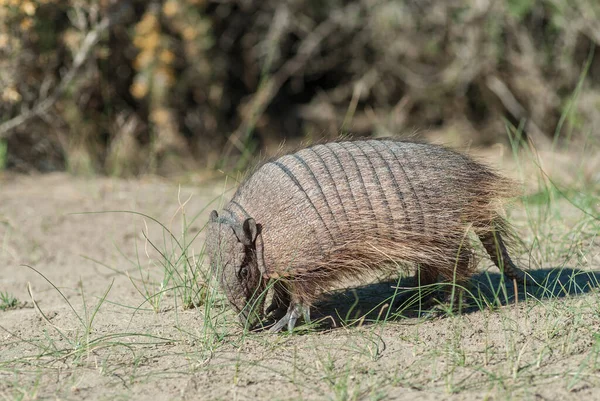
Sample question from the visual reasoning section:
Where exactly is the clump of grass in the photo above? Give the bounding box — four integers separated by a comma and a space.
82, 191, 217, 313
1, 265, 176, 368
71, 184, 246, 366
128, 205, 210, 313
0, 291, 18, 311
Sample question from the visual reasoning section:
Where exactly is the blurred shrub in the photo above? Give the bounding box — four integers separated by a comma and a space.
0, 0, 598, 175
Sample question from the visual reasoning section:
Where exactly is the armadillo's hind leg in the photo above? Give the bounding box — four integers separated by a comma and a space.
479, 231, 527, 284
269, 301, 310, 333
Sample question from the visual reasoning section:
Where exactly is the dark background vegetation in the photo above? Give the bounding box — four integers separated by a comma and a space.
0, 0, 598, 176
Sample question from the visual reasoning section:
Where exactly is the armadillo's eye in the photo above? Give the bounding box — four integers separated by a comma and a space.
239, 267, 249, 279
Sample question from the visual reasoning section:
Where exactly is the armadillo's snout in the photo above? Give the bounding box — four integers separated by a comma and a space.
238, 308, 261, 330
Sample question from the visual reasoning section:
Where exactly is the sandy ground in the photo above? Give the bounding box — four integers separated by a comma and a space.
0, 148, 599, 400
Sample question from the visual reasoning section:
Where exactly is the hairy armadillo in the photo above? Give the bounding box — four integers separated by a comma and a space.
206, 139, 525, 332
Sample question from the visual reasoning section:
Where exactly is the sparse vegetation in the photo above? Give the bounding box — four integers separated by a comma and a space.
0, 138, 599, 399
0, 291, 17, 311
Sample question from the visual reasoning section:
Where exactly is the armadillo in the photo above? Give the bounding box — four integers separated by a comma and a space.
206, 139, 525, 332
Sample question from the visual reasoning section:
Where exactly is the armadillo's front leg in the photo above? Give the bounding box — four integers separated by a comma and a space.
266, 281, 290, 320
269, 301, 310, 333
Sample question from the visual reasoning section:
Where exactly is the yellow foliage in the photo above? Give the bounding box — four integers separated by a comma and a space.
20, 1, 36, 16
131, 8, 178, 97
182, 26, 196, 41
159, 50, 175, 65
135, 12, 159, 36
133, 31, 160, 52
134, 49, 154, 70
20, 17, 33, 30
130, 79, 149, 99
162, 0, 179, 17
150, 108, 170, 126
2, 87, 21, 103
0, 0, 32, 7
62, 29, 81, 52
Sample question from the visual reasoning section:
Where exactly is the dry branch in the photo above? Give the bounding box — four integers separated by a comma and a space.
222, 3, 360, 159
486, 75, 551, 149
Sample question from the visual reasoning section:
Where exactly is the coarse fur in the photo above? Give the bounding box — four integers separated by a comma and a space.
206, 138, 525, 331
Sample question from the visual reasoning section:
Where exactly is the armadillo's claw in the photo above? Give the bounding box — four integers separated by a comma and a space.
268, 315, 286, 332
268, 303, 310, 333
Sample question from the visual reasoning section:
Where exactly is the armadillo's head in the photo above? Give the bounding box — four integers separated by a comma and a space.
206, 210, 267, 328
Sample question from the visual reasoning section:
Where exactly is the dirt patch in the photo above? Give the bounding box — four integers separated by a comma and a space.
0, 148, 599, 400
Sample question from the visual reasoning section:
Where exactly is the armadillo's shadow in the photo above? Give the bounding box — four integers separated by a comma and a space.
309, 268, 600, 331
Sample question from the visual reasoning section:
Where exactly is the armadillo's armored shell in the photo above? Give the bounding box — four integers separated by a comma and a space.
223, 139, 514, 303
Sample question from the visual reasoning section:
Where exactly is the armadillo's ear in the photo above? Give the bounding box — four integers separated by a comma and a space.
209, 210, 218, 222
241, 218, 259, 246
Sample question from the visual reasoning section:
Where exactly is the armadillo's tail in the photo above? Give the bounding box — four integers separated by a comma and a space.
477, 218, 528, 284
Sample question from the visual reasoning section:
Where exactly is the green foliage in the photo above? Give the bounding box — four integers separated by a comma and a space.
0, 291, 18, 311
506, 0, 535, 19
